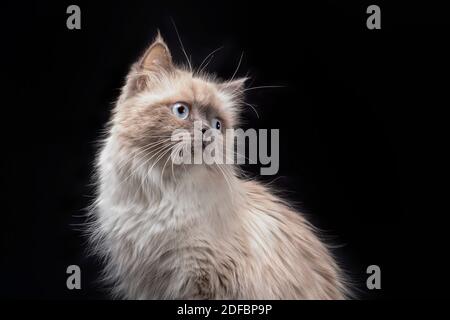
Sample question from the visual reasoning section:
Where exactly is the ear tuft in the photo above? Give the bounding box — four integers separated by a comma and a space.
140, 32, 173, 71
219, 77, 248, 95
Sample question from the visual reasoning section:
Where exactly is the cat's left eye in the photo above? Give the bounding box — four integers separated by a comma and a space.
211, 118, 222, 131
171, 102, 190, 120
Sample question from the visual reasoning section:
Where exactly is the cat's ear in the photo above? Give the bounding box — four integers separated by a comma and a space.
140, 32, 173, 72
219, 77, 248, 97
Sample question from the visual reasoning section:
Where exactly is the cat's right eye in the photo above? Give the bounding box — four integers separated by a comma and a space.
171, 102, 190, 120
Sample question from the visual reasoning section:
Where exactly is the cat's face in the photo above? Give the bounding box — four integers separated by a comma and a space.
111, 34, 245, 172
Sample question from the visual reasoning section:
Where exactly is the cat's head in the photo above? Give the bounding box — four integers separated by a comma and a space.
110, 33, 246, 174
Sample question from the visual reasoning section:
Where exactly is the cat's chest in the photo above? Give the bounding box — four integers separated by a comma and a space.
97, 169, 241, 298
98, 167, 235, 262
101, 182, 218, 245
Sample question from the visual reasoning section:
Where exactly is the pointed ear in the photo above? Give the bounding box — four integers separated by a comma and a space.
219, 77, 248, 96
140, 32, 173, 72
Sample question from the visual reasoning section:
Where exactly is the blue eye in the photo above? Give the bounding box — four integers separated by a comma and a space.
171, 102, 189, 120
211, 118, 222, 130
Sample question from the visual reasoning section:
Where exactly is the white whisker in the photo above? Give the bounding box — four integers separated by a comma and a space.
171, 18, 192, 72
231, 51, 244, 81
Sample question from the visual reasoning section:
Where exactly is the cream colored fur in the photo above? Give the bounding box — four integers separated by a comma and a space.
90, 34, 348, 299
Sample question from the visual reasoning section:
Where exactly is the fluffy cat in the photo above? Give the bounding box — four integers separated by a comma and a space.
90, 33, 348, 299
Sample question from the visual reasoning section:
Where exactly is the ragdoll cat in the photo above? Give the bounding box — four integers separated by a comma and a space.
90, 33, 348, 299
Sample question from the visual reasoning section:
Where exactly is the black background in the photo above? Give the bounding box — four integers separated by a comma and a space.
1, 1, 448, 299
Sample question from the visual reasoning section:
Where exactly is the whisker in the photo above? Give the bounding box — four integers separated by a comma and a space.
197, 46, 223, 75
215, 164, 234, 196
108, 143, 175, 194
171, 18, 192, 72
139, 144, 176, 193
243, 85, 285, 92
160, 144, 179, 186
112, 138, 173, 175
230, 51, 244, 81
242, 101, 260, 119
170, 143, 184, 182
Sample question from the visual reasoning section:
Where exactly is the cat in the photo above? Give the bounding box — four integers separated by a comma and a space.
90, 32, 348, 299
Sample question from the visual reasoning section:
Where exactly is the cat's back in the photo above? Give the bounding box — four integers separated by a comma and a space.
235, 179, 347, 299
